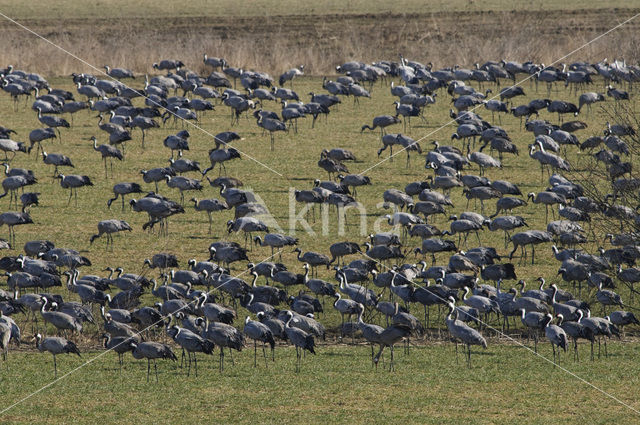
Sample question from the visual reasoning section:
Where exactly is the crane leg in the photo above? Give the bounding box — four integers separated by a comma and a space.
254, 340, 257, 368
53, 354, 57, 378
154, 359, 158, 382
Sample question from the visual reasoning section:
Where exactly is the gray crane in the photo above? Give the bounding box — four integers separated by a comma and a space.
255, 114, 286, 151
606, 85, 629, 101
488, 215, 528, 248
107, 182, 143, 210
144, 252, 179, 271
140, 167, 175, 193
445, 302, 487, 367
356, 303, 384, 366
337, 174, 370, 197
302, 263, 336, 298
102, 334, 136, 371
461, 286, 499, 326
243, 316, 276, 366
90, 136, 123, 177
510, 287, 549, 313
208, 245, 249, 269
337, 270, 377, 307
163, 130, 190, 158
449, 218, 485, 246
34, 333, 80, 377
413, 237, 457, 264
607, 310, 640, 337
372, 322, 412, 371
203, 55, 227, 70
28, 127, 56, 156
100, 306, 138, 338
190, 197, 228, 234
544, 313, 567, 364
279, 65, 304, 88
165, 175, 202, 204
293, 247, 330, 277
333, 292, 360, 335
468, 151, 501, 176
20, 192, 39, 209
519, 308, 548, 352
201, 320, 244, 372
42, 151, 74, 177
40, 298, 82, 335
104, 65, 134, 79
57, 174, 93, 205
130, 116, 159, 148
283, 310, 315, 372
130, 196, 184, 236
254, 233, 298, 260
131, 341, 177, 382
509, 230, 553, 264
580, 310, 620, 360
0, 322, 10, 361
549, 284, 580, 322
169, 325, 214, 377
491, 196, 527, 218
202, 147, 241, 176
0, 211, 33, 246
595, 282, 623, 314
89, 219, 132, 249
35, 107, 69, 141
0, 139, 27, 161
556, 312, 594, 361
318, 153, 348, 181
0, 174, 36, 208
328, 241, 360, 266
228, 217, 269, 248
361, 115, 401, 136
529, 143, 570, 178
169, 157, 201, 175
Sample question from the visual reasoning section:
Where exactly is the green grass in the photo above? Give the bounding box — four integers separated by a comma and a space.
0, 68, 639, 421
3, 342, 640, 424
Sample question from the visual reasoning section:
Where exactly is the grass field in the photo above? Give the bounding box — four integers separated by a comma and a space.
3, 342, 640, 424
1, 0, 640, 423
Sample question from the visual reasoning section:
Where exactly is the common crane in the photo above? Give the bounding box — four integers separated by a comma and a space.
57, 174, 93, 205
131, 341, 177, 382
34, 333, 80, 377
89, 219, 132, 249
445, 302, 487, 367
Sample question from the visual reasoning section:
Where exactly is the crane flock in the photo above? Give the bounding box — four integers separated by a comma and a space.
0, 54, 639, 382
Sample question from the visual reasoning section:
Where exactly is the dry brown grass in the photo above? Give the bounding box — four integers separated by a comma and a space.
0, 6, 639, 77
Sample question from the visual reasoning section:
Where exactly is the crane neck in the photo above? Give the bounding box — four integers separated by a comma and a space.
356, 306, 364, 324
